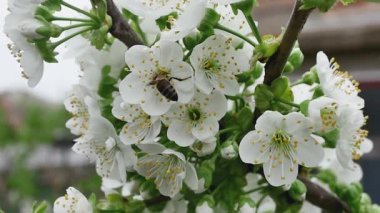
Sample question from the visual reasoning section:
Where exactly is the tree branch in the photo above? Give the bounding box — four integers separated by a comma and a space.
106, 0, 143, 47
298, 176, 351, 213
263, 0, 313, 85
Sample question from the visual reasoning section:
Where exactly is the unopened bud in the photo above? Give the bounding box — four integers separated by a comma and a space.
220, 140, 239, 160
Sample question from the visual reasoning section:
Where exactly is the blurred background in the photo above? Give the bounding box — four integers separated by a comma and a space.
0, 0, 379, 212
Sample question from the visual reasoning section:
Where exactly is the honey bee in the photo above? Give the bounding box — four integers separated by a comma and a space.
149, 74, 191, 102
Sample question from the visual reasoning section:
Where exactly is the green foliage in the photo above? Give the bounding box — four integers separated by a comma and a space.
301, 0, 337, 12
42, 0, 62, 11
289, 180, 307, 202
255, 34, 282, 58
254, 77, 295, 113
34, 39, 58, 63
283, 46, 304, 74
198, 9, 220, 36
231, 0, 258, 16
321, 128, 340, 148
32, 201, 48, 213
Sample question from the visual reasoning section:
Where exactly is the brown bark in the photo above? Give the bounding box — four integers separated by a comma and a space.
263, 0, 313, 85
106, 0, 143, 47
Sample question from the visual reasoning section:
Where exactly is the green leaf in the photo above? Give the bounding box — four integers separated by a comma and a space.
34, 39, 58, 63
231, 0, 258, 16
198, 9, 220, 35
156, 12, 178, 31
270, 76, 290, 98
42, 0, 62, 11
237, 107, 254, 132
254, 84, 274, 112
32, 201, 48, 213
301, 0, 337, 12
321, 128, 340, 148
340, 0, 355, 5
300, 100, 310, 116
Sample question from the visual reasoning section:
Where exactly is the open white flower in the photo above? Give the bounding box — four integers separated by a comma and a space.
119, 40, 194, 116
316, 51, 364, 109
4, 0, 45, 87
160, 0, 207, 41
112, 95, 161, 145
53, 187, 92, 213
115, 0, 187, 20
239, 111, 324, 186
163, 90, 227, 147
190, 34, 250, 95
135, 144, 198, 197
308, 97, 369, 169
64, 85, 100, 136
73, 98, 137, 180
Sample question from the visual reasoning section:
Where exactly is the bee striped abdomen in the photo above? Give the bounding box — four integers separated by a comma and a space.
156, 79, 178, 101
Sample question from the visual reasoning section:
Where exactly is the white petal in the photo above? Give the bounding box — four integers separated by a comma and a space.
255, 111, 283, 133
167, 119, 196, 147
184, 162, 198, 190
141, 89, 172, 116
125, 45, 156, 74
137, 143, 166, 154
263, 156, 298, 187
239, 131, 267, 164
194, 68, 214, 95
192, 117, 219, 141
211, 74, 240, 96
119, 73, 147, 104
296, 136, 324, 167
152, 40, 183, 67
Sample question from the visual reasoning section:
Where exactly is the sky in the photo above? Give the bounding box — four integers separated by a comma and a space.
0, 1, 90, 103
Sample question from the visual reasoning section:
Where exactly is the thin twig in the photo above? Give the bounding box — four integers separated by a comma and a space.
263, 0, 313, 85
106, 0, 143, 47
298, 176, 351, 213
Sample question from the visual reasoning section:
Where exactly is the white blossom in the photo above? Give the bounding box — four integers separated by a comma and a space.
190, 34, 250, 95
64, 85, 100, 136
308, 97, 369, 169
316, 51, 364, 109
73, 98, 137, 180
239, 111, 324, 186
135, 144, 198, 197
163, 90, 227, 147
190, 137, 217, 157
53, 187, 92, 213
4, 0, 45, 87
119, 40, 194, 116
112, 95, 161, 145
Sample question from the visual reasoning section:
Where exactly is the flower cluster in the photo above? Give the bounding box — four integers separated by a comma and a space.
4, 0, 378, 212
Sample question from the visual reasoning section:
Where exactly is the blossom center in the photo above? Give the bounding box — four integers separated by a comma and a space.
188, 107, 201, 121
202, 58, 220, 73
270, 130, 296, 160
320, 103, 338, 131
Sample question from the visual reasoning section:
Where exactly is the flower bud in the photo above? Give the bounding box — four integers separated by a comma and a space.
220, 140, 239, 160
256, 34, 282, 58
191, 138, 217, 157
289, 180, 307, 202
302, 70, 318, 85
35, 5, 54, 21
288, 48, 304, 70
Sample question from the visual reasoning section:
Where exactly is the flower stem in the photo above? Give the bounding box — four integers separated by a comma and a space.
246, 15, 262, 44
214, 23, 257, 47
290, 80, 305, 87
218, 127, 239, 136
256, 195, 268, 213
51, 16, 94, 23
274, 97, 300, 108
243, 186, 266, 195
61, 23, 95, 31
52, 27, 93, 49
61, 1, 98, 20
